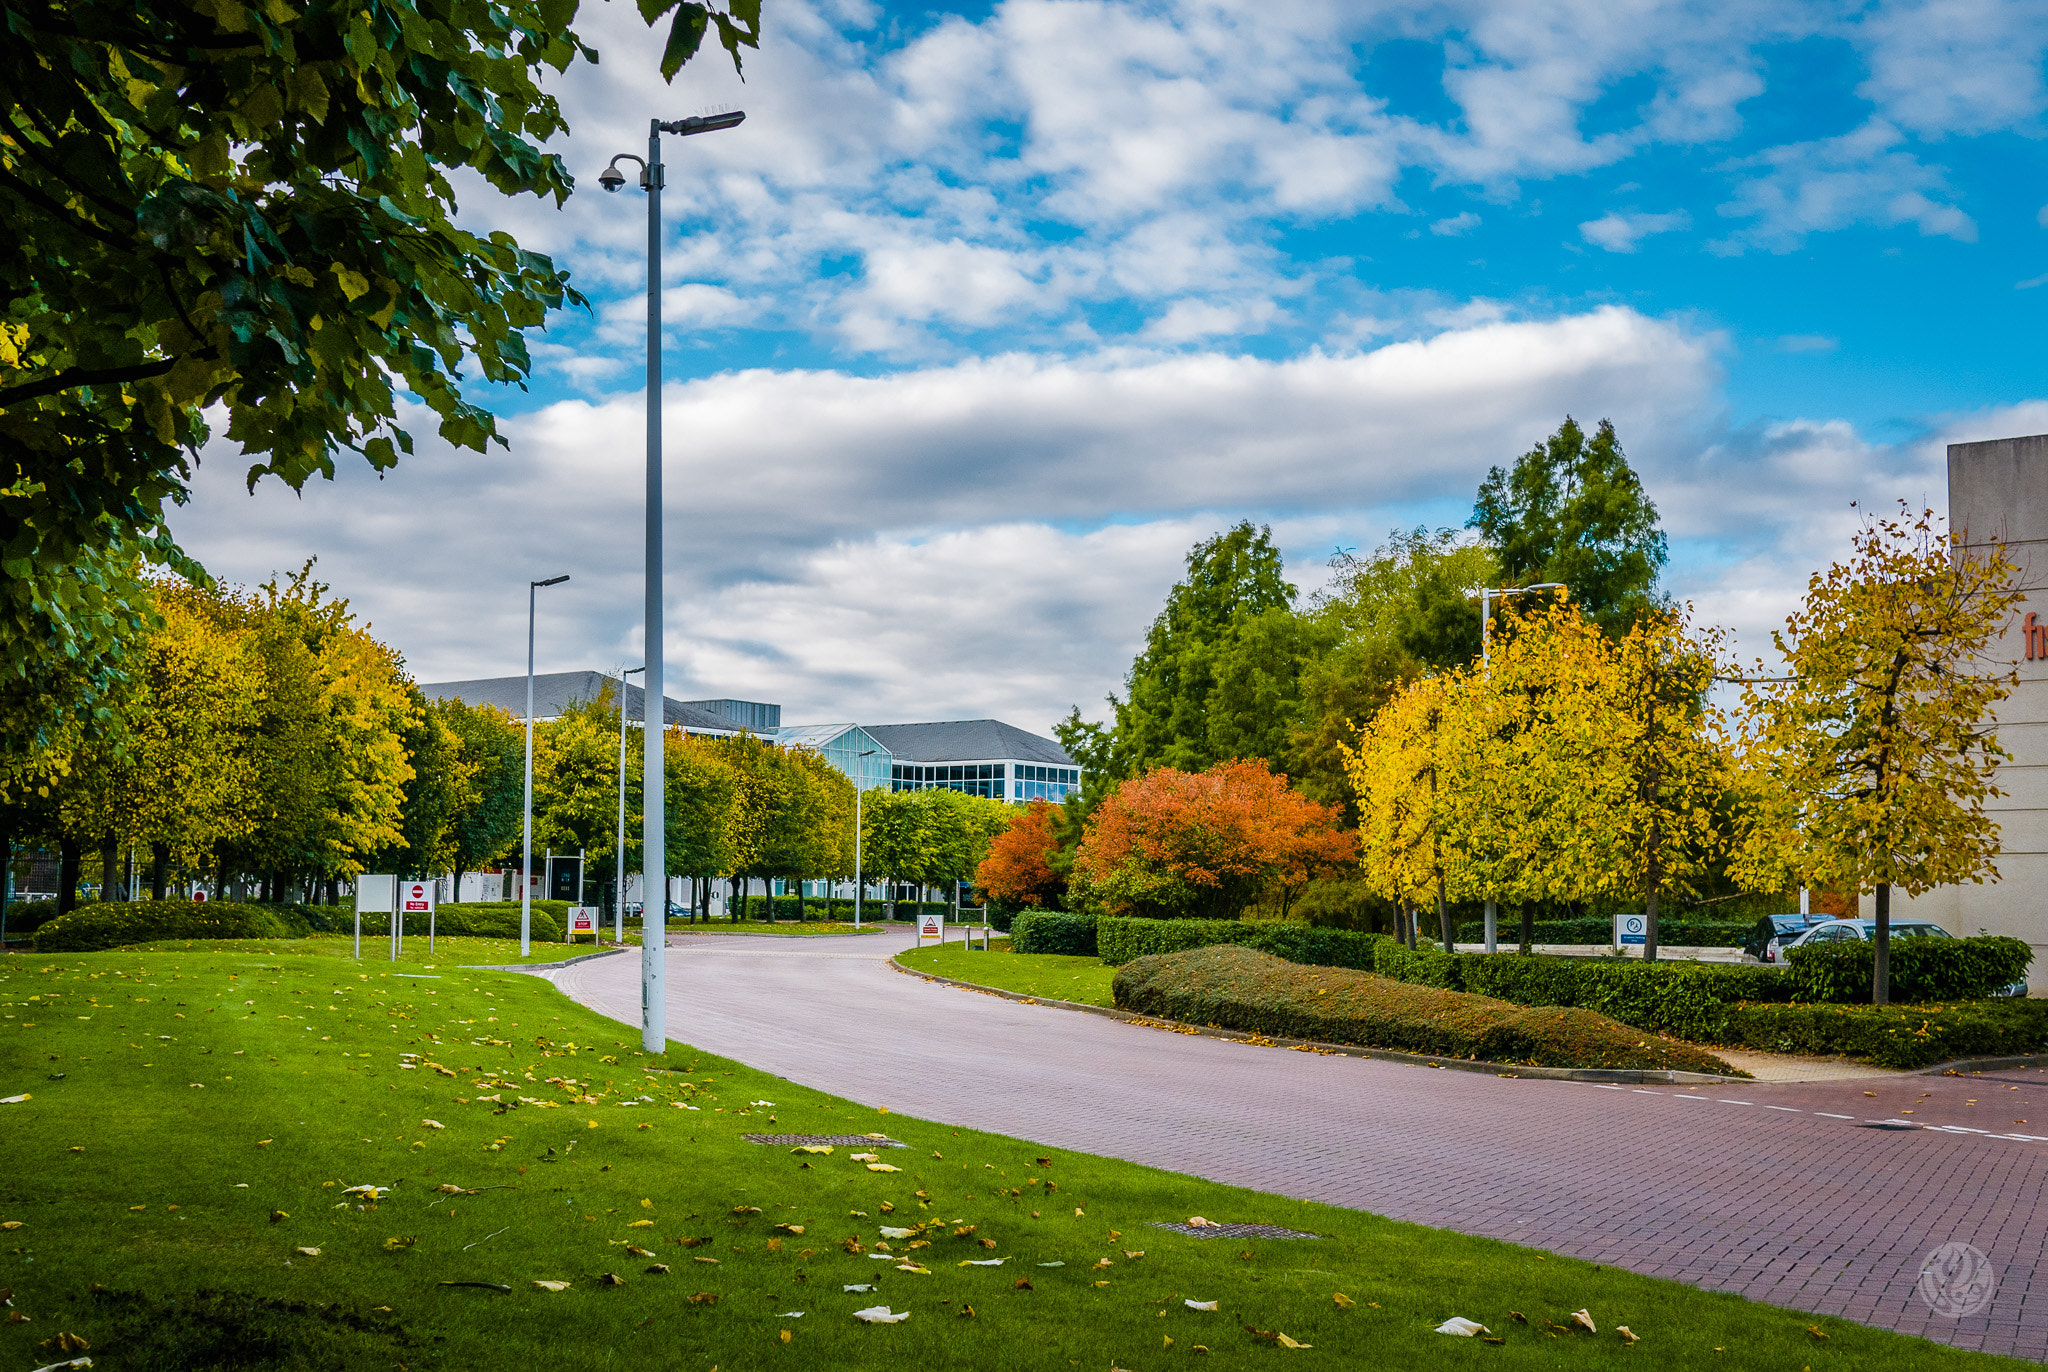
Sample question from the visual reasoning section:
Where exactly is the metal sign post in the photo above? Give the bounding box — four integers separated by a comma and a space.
354, 875, 396, 960
399, 880, 435, 961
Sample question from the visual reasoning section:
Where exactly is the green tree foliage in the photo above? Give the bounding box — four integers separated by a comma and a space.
439, 698, 524, 892
665, 733, 740, 881
1469, 417, 1667, 634
531, 689, 625, 869
368, 690, 477, 880
0, 0, 759, 751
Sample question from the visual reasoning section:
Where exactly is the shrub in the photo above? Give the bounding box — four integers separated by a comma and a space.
1786, 935, 2031, 1003
1012, 911, 1097, 956
2, 897, 59, 935
406, 902, 564, 942
1718, 1000, 2048, 1070
1451, 916, 1752, 948
34, 900, 298, 953
1096, 915, 1381, 970
1111, 946, 1737, 1075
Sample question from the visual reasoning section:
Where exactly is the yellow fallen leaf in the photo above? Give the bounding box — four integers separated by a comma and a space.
1618, 1326, 1639, 1345
296, 1246, 322, 1257
1333, 1292, 1355, 1309
1807, 1325, 1829, 1341
733, 1206, 763, 1215
628, 1219, 655, 1228
867, 1164, 901, 1173
646, 1263, 671, 1274
421, 1120, 445, 1130
792, 1145, 834, 1155
1572, 1309, 1597, 1334
774, 1223, 805, 1235
599, 1272, 626, 1286
0, 1221, 21, 1231
1075, 1208, 1085, 1216
780, 1329, 792, 1342
641, 1199, 653, 1209
1276, 1333, 1312, 1349
269, 1211, 289, 1223
1123, 1250, 1145, 1260
1093, 1258, 1113, 1269
694, 1256, 720, 1265
41, 1331, 89, 1353
533, 1280, 571, 1292
626, 1245, 655, 1258
382, 1236, 416, 1251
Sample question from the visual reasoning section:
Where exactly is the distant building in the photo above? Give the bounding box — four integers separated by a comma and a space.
773, 723, 893, 791
863, 719, 1081, 804
420, 671, 766, 736
1891, 434, 2047, 963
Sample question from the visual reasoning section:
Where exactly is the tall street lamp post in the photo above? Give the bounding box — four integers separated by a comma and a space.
852, 749, 876, 930
1473, 581, 1566, 953
598, 109, 745, 1054
522, 574, 571, 958
616, 665, 645, 946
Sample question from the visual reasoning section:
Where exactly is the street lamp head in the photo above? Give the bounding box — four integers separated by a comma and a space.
1527, 581, 1566, 591
662, 111, 746, 136
534, 574, 570, 588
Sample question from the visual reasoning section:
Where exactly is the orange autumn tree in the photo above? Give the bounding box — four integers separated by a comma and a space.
1073, 759, 1354, 919
975, 799, 1069, 910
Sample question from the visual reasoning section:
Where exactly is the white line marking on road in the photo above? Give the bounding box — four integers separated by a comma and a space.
1816, 1112, 1854, 1119
1632, 1090, 1660, 1095
1717, 1100, 1753, 1105
1590, 1084, 1626, 1090
1764, 1105, 1802, 1112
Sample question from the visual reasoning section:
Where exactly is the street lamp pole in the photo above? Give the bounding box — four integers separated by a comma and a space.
1474, 581, 1566, 953
599, 110, 745, 1055
853, 749, 876, 930
521, 574, 571, 958
616, 665, 645, 946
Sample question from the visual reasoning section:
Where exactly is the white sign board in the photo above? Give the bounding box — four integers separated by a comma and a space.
1616, 912, 1647, 947
919, 911, 945, 945
568, 906, 597, 940
354, 875, 396, 914
400, 880, 435, 915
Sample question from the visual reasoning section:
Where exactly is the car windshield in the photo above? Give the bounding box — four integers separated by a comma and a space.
1893, 924, 1951, 938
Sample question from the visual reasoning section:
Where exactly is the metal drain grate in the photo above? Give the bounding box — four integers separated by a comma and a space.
1862, 1120, 1919, 1131
743, 1134, 909, 1148
1150, 1222, 1322, 1240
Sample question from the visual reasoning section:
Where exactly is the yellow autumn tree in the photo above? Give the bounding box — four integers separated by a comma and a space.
1347, 672, 1457, 949
1734, 504, 2022, 1002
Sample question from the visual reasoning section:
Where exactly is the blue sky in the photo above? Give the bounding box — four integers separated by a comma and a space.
177, 0, 2048, 733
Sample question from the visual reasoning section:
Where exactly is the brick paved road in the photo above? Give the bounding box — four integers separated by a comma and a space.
546, 930, 2048, 1360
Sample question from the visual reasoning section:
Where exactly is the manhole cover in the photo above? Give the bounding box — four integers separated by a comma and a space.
1150, 1222, 1322, 1240
1863, 1120, 1919, 1131
743, 1134, 908, 1147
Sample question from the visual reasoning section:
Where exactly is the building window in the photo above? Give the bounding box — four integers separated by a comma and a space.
889, 762, 1008, 799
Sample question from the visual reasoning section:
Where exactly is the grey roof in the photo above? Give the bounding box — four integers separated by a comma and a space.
420, 671, 741, 733
860, 719, 1075, 767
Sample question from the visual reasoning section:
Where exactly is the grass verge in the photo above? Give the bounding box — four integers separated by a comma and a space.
896, 943, 1115, 1007
0, 938, 2014, 1370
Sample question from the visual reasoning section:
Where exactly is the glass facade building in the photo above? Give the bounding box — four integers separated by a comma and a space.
1012, 763, 1081, 803
774, 724, 892, 791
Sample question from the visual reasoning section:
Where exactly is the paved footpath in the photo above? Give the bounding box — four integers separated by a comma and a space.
545, 930, 2048, 1361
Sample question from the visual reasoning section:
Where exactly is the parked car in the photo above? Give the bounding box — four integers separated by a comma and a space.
1747, 913, 1825, 962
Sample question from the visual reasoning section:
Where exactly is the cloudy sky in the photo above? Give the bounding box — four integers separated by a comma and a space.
175, 0, 2048, 735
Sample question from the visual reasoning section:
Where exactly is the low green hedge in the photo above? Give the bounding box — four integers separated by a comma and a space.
1097, 915, 1383, 970
1786, 936, 2030, 1003
2, 897, 60, 935
1451, 916, 1751, 947
1012, 911, 1097, 956
1716, 1000, 2048, 1070
1111, 946, 1738, 1075
33, 900, 299, 953
402, 901, 564, 942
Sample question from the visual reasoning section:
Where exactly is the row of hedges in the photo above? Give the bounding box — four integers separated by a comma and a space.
1372, 935, 2030, 1009
1450, 916, 1752, 947
1096, 915, 1383, 970
1112, 946, 1739, 1075
1013, 911, 1098, 956
1712, 1000, 2048, 1069
33, 901, 300, 952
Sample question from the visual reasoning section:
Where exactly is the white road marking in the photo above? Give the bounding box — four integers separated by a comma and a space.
1717, 1100, 1753, 1106
1765, 1105, 1802, 1112
1816, 1112, 1854, 1119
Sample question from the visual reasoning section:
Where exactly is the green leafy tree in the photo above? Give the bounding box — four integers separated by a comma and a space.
0, 0, 759, 752
532, 691, 625, 890
367, 689, 477, 881
859, 787, 938, 920
440, 698, 524, 899
1469, 417, 1667, 634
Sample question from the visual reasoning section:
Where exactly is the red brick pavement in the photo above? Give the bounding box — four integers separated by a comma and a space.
545, 931, 2048, 1361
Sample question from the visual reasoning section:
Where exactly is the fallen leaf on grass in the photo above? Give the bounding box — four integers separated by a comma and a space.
1571, 1309, 1597, 1333
850, 1153, 879, 1163
382, 1236, 416, 1251
688, 1292, 717, 1306
958, 1259, 1005, 1267
627, 1220, 654, 1229
853, 1306, 909, 1324
1185, 1216, 1215, 1227
1243, 1326, 1311, 1348
1332, 1293, 1354, 1309
1123, 1250, 1145, 1260
880, 1226, 918, 1239
1807, 1326, 1829, 1341
1618, 1326, 1639, 1345
1185, 1300, 1218, 1311
867, 1164, 901, 1173
693, 1257, 720, 1265
791, 1146, 834, 1155
295, 1247, 322, 1257
774, 1223, 805, 1235
1093, 1258, 1113, 1270
1435, 1317, 1489, 1337
421, 1120, 444, 1130
1014, 1279, 1033, 1290
599, 1273, 626, 1287
532, 1281, 571, 1292
958, 1304, 976, 1319
0, 1095, 30, 1105
40, 1333, 88, 1353
626, 1245, 655, 1258
844, 1284, 876, 1293
645, 1264, 671, 1275
1508, 1311, 1527, 1323
0, 1221, 22, 1231
269, 1211, 289, 1223
732, 1206, 762, 1215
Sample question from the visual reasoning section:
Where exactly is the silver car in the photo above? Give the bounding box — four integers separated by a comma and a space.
1779, 919, 2028, 996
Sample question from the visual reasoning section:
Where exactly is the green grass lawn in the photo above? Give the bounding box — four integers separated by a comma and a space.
123, 932, 638, 966
0, 938, 2022, 1371
896, 942, 1117, 1008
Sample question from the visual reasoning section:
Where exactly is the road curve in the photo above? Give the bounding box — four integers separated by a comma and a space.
543, 929, 2048, 1360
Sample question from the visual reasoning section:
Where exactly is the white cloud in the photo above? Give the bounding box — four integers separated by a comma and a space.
1579, 209, 1692, 252
1855, 0, 2048, 139
1713, 119, 1978, 253
1431, 211, 1482, 236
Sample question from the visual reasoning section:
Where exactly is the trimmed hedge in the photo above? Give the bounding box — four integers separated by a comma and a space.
1012, 911, 1097, 956
404, 901, 565, 942
2, 897, 60, 935
1716, 1000, 2048, 1070
1112, 946, 1738, 1075
1097, 915, 1383, 970
1785, 936, 2030, 1003
1451, 916, 1751, 948
33, 900, 299, 952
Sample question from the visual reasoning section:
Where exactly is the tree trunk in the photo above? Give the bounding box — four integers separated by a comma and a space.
1436, 880, 1452, 954
57, 836, 81, 915
150, 843, 169, 900
1519, 900, 1535, 956
795, 877, 805, 923
1873, 882, 1892, 1005
100, 832, 119, 901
